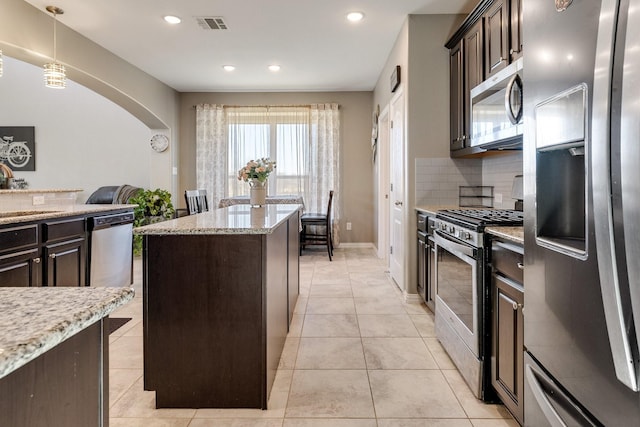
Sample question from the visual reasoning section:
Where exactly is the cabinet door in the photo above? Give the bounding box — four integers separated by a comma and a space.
464, 19, 484, 141
449, 40, 465, 151
0, 248, 41, 287
484, 0, 509, 78
44, 238, 86, 287
509, 0, 523, 61
417, 237, 426, 300
492, 273, 524, 424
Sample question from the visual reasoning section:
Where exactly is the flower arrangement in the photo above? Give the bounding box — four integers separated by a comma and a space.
237, 157, 276, 183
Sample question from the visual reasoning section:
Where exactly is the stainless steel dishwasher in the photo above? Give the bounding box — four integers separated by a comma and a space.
88, 211, 134, 286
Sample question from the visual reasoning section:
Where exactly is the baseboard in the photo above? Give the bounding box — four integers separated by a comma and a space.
404, 292, 423, 304
336, 242, 375, 248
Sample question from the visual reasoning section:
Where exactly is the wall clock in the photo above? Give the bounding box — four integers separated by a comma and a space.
150, 134, 169, 152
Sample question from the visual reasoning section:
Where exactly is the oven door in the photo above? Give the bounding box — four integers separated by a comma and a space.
434, 231, 482, 356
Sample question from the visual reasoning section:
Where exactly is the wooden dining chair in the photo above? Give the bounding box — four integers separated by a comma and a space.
300, 190, 334, 261
184, 189, 209, 215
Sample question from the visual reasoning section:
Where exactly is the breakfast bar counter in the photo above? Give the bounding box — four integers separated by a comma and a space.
0, 286, 134, 426
135, 205, 300, 409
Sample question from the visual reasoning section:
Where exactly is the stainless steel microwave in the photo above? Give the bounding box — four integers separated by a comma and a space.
470, 58, 523, 149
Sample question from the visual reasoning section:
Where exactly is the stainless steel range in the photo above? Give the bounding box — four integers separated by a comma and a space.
433, 208, 523, 400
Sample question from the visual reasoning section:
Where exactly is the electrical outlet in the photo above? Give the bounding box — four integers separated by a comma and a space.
495, 193, 503, 204
346, 222, 352, 230
32, 195, 45, 205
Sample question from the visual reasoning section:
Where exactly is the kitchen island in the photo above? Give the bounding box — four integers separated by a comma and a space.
0, 286, 134, 426
135, 204, 300, 409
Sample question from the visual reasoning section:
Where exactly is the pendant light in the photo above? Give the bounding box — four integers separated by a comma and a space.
44, 6, 65, 89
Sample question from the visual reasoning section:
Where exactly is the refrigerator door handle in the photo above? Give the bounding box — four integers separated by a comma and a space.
591, 0, 639, 392
619, 0, 640, 378
525, 362, 598, 427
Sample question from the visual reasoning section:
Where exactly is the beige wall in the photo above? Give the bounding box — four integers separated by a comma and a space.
178, 92, 374, 243
1, 0, 180, 197
371, 14, 465, 294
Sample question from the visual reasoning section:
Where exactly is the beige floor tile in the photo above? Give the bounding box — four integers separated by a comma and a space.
294, 297, 308, 314
349, 272, 394, 286
109, 419, 190, 427
283, 419, 376, 427
285, 370, 375, 418
368, 370, 466, 418
354, 297, 406, 314
301, 314, 360, 337
296, 338, 366, 369
469, 420, 520, 427
377, 420, 472, 427
109, 368, 142, 407
306, 297, 356, 314
311, 275, 351, 286
108, 317, 138, 337
404, 302, 431, 315
109, 335, 144, 369
288, 314, 304, 337
278, 337, 300, 369
122, 319, 143, 336
309, 284, 353, 297
423, 338, 457, 370
442, 370, 512, 419
362, 338, 438, 370
189, 420, 283, 427
109, 377, 196, 419
358, 314, 420, 337
410, 314, 436, 337
351, 284, 400, 298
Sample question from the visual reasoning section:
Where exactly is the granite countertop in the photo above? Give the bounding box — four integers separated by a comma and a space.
0, 204, 136, 226
486, 226, 524, 245
0, 287, 134, 379
135, 204, 301, 235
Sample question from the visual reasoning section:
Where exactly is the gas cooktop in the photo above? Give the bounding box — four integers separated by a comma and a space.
436, 208, 524, 229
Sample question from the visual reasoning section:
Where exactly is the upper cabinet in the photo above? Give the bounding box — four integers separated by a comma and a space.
446, 0, 523, 158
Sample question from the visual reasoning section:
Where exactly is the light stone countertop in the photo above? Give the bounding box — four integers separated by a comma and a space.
486, 226, 524, 245
134, 204, 302, 235
0, 204, 136, 226
0, 286, 134, 379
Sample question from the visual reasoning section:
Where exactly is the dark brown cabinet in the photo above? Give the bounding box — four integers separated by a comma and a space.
510, 0, 523, 61
449, 40, 465, 151
42, 218, 87, 287
490, 238, 524, 425
484, 0, 509, 78
0, 224, 41, 287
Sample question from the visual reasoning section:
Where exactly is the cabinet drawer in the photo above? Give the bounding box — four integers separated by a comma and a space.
43, 218, 86, 243
0, 224, 39, 254
492, 240, 524, 283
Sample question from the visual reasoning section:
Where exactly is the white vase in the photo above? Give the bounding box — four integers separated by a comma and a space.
249, 180, 267, 207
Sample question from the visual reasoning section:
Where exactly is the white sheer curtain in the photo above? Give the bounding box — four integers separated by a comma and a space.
308, 103, 341, 244
196, 104, 226, 208
195, 103, 340, 243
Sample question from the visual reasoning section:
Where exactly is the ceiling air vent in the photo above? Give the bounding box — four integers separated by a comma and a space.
196, 16, 228, 30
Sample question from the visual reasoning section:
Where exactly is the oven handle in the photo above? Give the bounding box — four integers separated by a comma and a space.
434, 232, 476, 262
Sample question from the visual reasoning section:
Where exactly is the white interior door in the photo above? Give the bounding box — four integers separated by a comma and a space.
377, 106, 390, 263
389, 90, 405, 291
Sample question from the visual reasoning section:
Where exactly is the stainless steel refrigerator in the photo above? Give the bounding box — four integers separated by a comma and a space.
524, 0, 640, 424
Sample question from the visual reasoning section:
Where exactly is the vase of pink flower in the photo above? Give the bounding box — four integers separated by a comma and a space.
237, 158, 276, 207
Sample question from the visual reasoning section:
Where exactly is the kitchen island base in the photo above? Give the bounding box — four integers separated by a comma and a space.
142, 208, 299, 409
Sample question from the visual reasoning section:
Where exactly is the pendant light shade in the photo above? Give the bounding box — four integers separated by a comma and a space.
44, 6, 65, 89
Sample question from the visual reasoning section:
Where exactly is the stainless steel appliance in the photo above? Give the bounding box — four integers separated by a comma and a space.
470, 57, 523, 150
434, 209, 523, 400
524, 0, 640, 424
88, 212, 134, 287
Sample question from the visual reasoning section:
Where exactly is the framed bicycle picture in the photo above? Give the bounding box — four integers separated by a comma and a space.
0, 126, 35, 171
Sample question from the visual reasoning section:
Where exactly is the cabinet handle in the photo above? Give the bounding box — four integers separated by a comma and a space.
499, 56, 505, 63
49, 253, 56, 259
510, 49, 521, 55
517, 262, 524, 270
33, 257, 41, 264
512, 302, 524, 310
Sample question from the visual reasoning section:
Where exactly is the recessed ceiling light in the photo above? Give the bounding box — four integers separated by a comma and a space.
268, 65, 281, 72
346, 12, 364, 22
223, 65, 235, 72
164, 15, 181, 24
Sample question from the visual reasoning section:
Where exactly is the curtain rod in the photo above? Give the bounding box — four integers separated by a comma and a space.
192, 104, 340, 109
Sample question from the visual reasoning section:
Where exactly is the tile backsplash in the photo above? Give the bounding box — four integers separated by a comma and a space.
416, 152, 523, 209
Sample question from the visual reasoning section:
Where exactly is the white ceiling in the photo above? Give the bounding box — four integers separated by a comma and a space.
23, 0, 475, 92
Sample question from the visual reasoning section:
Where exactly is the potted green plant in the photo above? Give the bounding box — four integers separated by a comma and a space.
130, 188, 175, 255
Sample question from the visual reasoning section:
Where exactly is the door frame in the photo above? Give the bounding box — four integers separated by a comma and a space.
377, 105, 390, 263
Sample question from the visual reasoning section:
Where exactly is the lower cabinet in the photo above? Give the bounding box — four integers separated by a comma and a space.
44, 237, 86, 287
0, 247, 41, 287
491, 238, 524, 425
